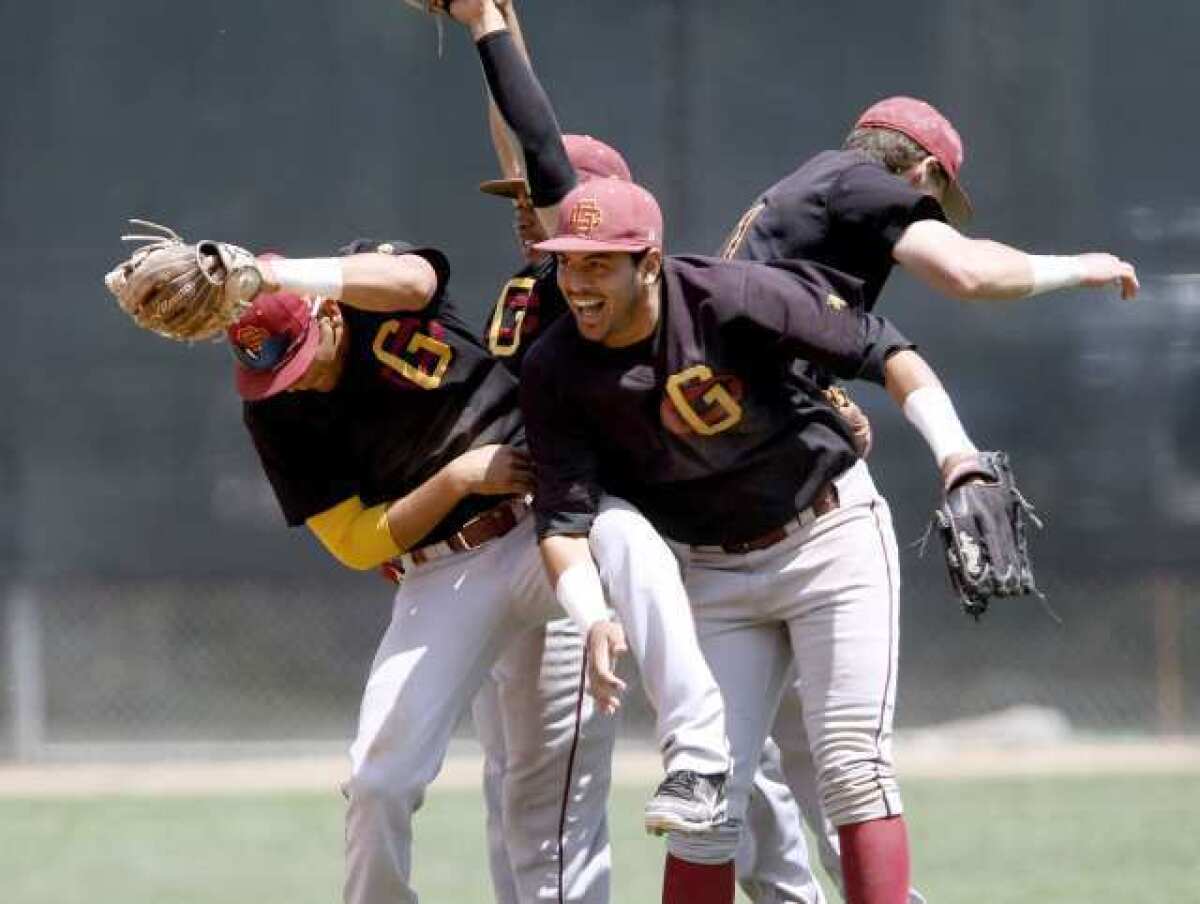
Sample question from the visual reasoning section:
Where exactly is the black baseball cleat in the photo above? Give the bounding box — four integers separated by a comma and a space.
643, 770, 728, 836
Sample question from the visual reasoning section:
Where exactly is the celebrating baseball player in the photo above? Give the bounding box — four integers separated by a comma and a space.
516, 173, 1037, 904
722, 94, 1139, 904
442, 5, 912, 903
104, 234, 618, 904
444, 0, 738, 839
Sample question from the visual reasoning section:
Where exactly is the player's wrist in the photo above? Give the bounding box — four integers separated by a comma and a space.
469, 6, 507, 41
1025, 254, 1085, 296
266, 257, 344, 300
555, 560, 608, 632
438, 459, 473, 500
902, 386, 977, 470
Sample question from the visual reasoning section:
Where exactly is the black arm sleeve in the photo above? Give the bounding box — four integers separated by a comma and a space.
476, 31, 576, 208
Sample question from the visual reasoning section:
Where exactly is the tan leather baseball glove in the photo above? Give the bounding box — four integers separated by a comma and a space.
103, 220, 264, 342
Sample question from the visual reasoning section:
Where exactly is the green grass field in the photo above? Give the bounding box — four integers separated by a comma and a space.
5, 775, 1198, 903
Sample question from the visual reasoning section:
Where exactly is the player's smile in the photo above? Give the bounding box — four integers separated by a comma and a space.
555, 250, 655, 347
567, 294, 609, 336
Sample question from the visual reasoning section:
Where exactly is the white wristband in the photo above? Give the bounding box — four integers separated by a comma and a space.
269, 258, 344, 300
1026, 255, 1084, 297
902, 386, 977, 468
555, 560, 609, 632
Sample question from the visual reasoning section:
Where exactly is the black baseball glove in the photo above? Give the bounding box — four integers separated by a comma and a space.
933, 450, 1042, 619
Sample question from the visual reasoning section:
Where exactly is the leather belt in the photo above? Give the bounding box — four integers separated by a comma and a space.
398, 497, 529, 570
696, 482, 840, 555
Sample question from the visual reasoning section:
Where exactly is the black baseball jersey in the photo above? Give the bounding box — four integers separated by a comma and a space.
722, 150, 946, 311
485, 255, 568, 373
243, 241, 524, 545
521, 255, 914, 546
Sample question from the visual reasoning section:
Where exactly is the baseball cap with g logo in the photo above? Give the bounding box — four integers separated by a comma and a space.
227, 290, 322, 401
533, 179, 664, 254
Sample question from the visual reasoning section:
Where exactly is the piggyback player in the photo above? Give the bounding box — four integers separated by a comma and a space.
519, 177, 1014, 904
443, 0, 737, 833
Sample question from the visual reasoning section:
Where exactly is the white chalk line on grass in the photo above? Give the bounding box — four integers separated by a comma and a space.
1, 740, 1199, 798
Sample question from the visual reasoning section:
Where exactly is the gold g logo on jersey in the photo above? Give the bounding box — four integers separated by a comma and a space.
569, 199, 604, 237
825, 293, 848, 311
661, 365, 745, 437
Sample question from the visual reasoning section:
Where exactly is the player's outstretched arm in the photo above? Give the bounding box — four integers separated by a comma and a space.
446, 0, 574, 234
257, 252, 439, 313
893, 219, 1139, 301
306, 444, 533, 570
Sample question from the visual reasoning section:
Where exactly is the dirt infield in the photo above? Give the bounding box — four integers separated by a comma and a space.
2, 739, 1198, 798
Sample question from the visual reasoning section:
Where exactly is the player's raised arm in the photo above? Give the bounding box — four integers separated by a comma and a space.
445, 0, 575, 234
482, 0, 531, 181
893, 218, 1139, 301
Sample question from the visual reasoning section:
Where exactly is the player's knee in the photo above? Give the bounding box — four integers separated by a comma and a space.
667, 821, 743, 865
345, 762, 427, 820
818, 757, 902, 826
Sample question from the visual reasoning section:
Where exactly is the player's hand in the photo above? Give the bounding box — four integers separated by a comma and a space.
939, 449, 987, 489
255, 257, 282, 295
587, 620, 627, 715
442, 0, 489, 25
1076, 253, 1139, 300
447, 444, 534, 496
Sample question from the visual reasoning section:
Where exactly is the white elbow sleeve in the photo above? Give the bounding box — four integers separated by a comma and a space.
269, 258, 345, 300
555, 560, 609, 632
1025, 255, 1084, 297
903, 386, 977, 467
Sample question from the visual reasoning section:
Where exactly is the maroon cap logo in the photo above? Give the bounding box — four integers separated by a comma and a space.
233, 324, 270, 359
568, 198, 604, 237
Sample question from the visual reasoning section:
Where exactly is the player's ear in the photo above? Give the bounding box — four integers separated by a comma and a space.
638, 248, 663, 285
909, 156, 942, 194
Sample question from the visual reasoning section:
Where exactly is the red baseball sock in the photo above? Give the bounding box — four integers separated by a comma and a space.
837, 815, 911, 904
662, 853, 734, 904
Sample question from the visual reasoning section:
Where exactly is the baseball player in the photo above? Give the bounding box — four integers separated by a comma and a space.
722, 96, 1139, 904
441, 0, 736, 837
228, 240, 615, 904
448, 6, 837, 903
518, 177, 1018, 904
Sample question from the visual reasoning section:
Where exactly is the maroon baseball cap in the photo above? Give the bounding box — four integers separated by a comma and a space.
855, 96, 973, 224
479, 134, 632, 198
227, 290, 322, 401
534, 179, 663, 254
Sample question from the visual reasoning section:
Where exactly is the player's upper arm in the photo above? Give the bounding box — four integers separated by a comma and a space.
519, 335, 602, 539
306, 495, 400, 571
892, 219, 984, 297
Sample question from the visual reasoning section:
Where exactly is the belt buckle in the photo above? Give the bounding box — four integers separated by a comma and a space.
455, 498, 520, 551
